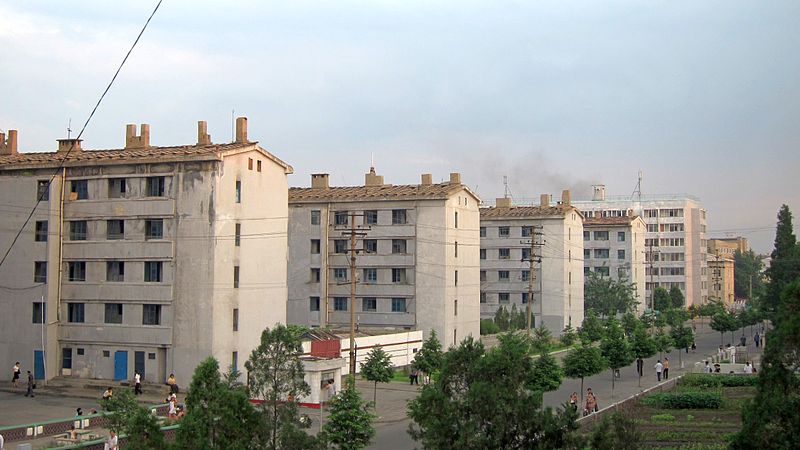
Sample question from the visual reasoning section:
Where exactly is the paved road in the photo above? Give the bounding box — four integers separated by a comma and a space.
0, 391, 101, 426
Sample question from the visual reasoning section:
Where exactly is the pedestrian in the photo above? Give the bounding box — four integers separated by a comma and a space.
104, 430, 118, 450
654, 360, 663, 382
11, 362, 20, 388
76, 408, 83, 416
569, 392, 578, 411
754, 332, 760, 348
663, 358, 670, 380
24, 371, 34, 397
69, 425, 78, 440
691, 341, 697, 352
704, 360, 713, 373
584, 388, 598, 416
636, 357, 644, 377
730, 345, 736, 364
168, 396, 177, 420
409, 368, 418, 385
102, 387, 113, 400
743, 362, 754, 374
167, 373, 179, 394
134, 371, 142, 395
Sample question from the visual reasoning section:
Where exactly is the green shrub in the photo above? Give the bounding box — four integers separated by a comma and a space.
681, 374, 758, 388
685, 414, 695, 421
641, 391, 723, 409
651, 413, 676, 422
480, 319, 500, 335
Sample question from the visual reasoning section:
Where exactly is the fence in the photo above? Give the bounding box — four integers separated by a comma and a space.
577, 374, 685, 428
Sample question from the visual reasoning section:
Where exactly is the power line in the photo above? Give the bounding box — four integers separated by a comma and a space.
0, 0, 163, 270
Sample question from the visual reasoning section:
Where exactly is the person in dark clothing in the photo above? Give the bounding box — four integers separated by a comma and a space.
25, 371, 34, 397
636, 357, 644, 377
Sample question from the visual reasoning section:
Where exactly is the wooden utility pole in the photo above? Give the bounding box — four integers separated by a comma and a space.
521, 225, 543, 335
336, 211, 369, 377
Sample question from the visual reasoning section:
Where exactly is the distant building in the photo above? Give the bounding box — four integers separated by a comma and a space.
708, 237, 748, 258
583, 216, 647, 315
0, 119, 291, 384
572, 185, 708, 308
287, 169, 480, 347
479, 192, 584, 335
707, 253, 735, 308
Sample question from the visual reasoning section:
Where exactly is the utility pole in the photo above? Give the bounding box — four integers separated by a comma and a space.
521, 225, 543, 335
335, 211, 369, 377
646, 241, 660, 310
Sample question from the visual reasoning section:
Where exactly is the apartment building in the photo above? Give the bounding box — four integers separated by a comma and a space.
707, 252, 735, 308
287, 169, 480, 348
583, 216, 647, 315
708, 237, 748, 259
479, 192, 584, 335
0, 119, 291, 384
572, 185, 708, 308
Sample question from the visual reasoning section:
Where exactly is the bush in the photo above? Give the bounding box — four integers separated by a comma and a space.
681, 374, 758, 388
650, 413, 676, 422
642, 391, 723, 409
480, 319, 500, 335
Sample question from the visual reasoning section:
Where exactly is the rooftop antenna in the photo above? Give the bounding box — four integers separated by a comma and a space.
631, 170, 642, 201
370, 152, 374, 170
67, 118, 72, 139
503, 175, 513, 199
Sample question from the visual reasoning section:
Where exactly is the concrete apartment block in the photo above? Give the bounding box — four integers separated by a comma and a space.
479, 191, 585, 335
287, 169, 481, 348
0, 119, 292, 384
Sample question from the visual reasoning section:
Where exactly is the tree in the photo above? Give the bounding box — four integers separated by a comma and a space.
599, 318, 633, 398
578, 310, 605, 343
412, 330, 443, 383
480, 319, 500, 335
563, 343, 607, 403
246, 324, 318, 450
664, 307, 689, 329
669, 285, 685, 309
630, 324, 657, 386
176, 357, 262, 450
408, 335, 581, 449
764, 205, 800, 317
733, 280, 800, 449
653, 287, 671, 312
531, 325, 553, 354
509, 303, 526, 330
669, 326, 694, 368
653, 328, 673, 360
104, 389, 165, 450
360, 346, 394, 405
322, 377, 376, 450
560, 324, 578, 347
584, 272, 638, 317
494, 305, 510, 331
710, 310, 737, 346
530, 352, 564, 394
585, 412, 642, 450
620, 312, 639, 337
734, 249, 765, 301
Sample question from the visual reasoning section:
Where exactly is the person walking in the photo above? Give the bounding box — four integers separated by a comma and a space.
134, 371, 142, 396
24, 371, 34, 397
663, 358, 670, 380
569, 392, 578, 411
636, 357, 644, 377
104, 430, 118, 450
654, 360, 663, 382
11, 362, 20, 388
754, 332, 761, 348
704, 361, 713, 373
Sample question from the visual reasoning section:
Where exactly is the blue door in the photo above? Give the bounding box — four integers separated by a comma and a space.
33, 350, 45, 380
114, 351, 128, 381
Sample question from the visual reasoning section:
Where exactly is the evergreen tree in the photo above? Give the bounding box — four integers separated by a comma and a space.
599, 318, 633, 398
734, 249, 765, 301
104, 389, 165, 449
494, 305, 511, 331
578, 310, 605, 343
412, 330, 443, 383
322, 377, 376, 450
563, 343, 607, 403
620, 312, 639, 337
669, 285, 685, 309
360, 346, 394, 405
653, 287, 671, 312
584, 272, 638, 317
764, 205, 800, 316
560, 324, 578, 347
530, 352, 564, 394
531, 325, 553, 354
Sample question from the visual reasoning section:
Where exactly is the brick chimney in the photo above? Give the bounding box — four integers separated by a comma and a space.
57, 138, 82, 153
365, 167, 384, 186
540, 194, 551, 207
449, 172, 461, 184
561, 189, 571, 206
197, 120, 212, 145
311, 173, 330, 189
420, 174, 433, 186
235, 117, 248, 143
125, 124, 150, 149
496, 197, 512, 208
0, 130, 18, 155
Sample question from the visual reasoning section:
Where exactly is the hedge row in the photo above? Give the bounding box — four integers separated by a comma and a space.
641, 391, 723, 409
680, 374, 758, 388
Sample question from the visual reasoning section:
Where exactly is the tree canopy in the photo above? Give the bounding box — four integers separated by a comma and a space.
584, 272, 639, 317
578, 310, 605, 343
668, 286, 685, 309
563, 343, 607, 401
653, 287, 671, 312
734, 249, 765, 301
413, 330, 444, 379
322, 377, 376, 450
360, 346, 394, 405
764, 205, 800, 317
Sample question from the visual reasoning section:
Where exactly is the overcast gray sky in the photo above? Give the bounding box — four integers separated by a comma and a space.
1, 0, 798, 253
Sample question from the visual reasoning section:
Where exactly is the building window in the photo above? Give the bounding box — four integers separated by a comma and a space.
233, 308, 239, 332
521, 270, 530, 281
235, 223, 241, 246
143, 261, 163, 282
583, 230, 590, 241
257, 160, 262, 172
233, 266, 240, 288
454, 212, 458, 228
35, 221, 48, 242
231, 351, 238, 373
595, 266, 610, 276
392, 239, 407, 254
584, 249, 590, 260
499, 270, 510, 281
499, 293, 510, 303
34, 261, 47, 283
364, 239, 377, 254
618, 231, 626, 242
311, 210, 321, 225
364, 210, 378, 225
69, 221, 87, 241
68, 303, 85, 323
522, 292, 529, 304
334, 211, 348, 225
108, 178, 126, 198
454, 299, 458, 316
593, 231, 609, 241
480, 292, 487, 303
235, 180, 242, 203
454, 241, 458, 258
311, 239, 321, 254
334, 239, 348, 254
106, 261, 125, 282
584, 266, 590, 275
392, 209, 407, 224
455, 270, 458, 286
334, 297, 348, 311
103, 351, 110, 357
334, 268, 348, 282
63, 348, 73, 370
68, 262, 86, 282
310, 268, 321, 282
522, 248, 531, 260
499, 248, 510, 260
310, 297, 320, 311
480, 227, 486, 237
146, 177, 165, 197
71, 180, 88, 200
145, 219, 163, 240
362, 297, 377, 312
391, 298, 407, 312
594, 249, 610, 259
480, 270, 486, 282
480, 249, 486, 260
499, 226, 510, 237
142, 304, 161, 325
618, 249, 626, 260
107, 220, 124, 240
248, 158, 253, 170
33, 302, 45, 323
104, 303, 123, 324
521, 226, 532, 237
363, 268, 377, 283
37, 180, 50, 201
392, 268, 406, 283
